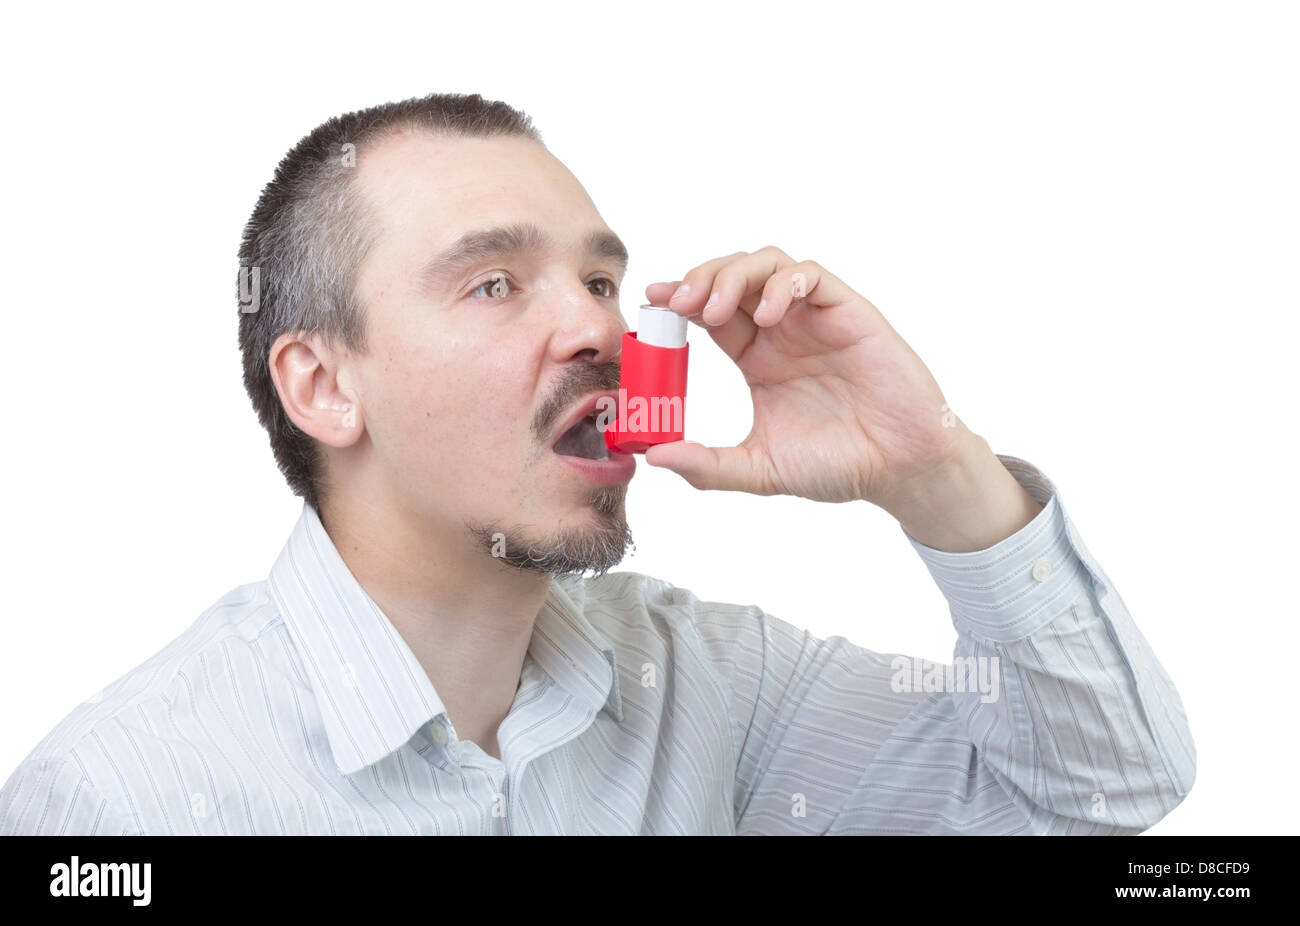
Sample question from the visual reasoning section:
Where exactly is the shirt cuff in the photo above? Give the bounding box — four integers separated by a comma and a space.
903, 454, 1108, 643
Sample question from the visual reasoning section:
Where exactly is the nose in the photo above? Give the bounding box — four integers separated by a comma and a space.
546, 286, 627, 368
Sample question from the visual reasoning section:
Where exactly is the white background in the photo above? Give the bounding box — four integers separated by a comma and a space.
1, 0, 1295, 835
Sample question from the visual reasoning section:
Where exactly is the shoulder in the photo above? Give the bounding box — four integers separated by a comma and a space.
6, 581, 283, 781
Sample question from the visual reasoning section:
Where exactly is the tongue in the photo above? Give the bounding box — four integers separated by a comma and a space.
554, 417, 609, 460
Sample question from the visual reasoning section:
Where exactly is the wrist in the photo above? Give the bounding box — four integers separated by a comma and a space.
882, 434, 1044, 553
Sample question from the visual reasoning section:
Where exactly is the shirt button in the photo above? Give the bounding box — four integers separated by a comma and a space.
430, 721, 448, 745
1031, 558, 1053, 582
1067, 521, 1082, 547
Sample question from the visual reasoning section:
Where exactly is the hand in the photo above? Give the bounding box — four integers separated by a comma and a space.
642, 246, 1042, 550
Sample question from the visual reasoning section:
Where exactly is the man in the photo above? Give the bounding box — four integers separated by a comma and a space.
0, 92, 1195, 835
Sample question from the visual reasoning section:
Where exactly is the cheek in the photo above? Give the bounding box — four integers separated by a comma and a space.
360, 332, 538, 481
359, 337, 462, 460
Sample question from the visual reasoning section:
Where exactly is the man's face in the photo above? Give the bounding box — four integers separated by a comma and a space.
345, 128, 636, 574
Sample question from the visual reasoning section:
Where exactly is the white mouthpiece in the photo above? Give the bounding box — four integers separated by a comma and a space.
637, 304, 688, 349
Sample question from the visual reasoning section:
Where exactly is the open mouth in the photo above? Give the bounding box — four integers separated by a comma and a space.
552, 412, 610, 461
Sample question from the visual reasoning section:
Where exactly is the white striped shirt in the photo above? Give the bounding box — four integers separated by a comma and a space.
0, 455, 1195, 835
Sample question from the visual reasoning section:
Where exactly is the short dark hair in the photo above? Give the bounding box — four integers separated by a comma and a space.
237, 92, 543, 511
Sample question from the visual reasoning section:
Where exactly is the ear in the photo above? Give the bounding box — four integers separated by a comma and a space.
268, 331, 364, 448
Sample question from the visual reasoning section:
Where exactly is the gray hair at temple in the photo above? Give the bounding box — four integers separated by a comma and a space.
236, 92, 543, 511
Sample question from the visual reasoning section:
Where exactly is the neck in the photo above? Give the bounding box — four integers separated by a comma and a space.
317, 487, 549, 761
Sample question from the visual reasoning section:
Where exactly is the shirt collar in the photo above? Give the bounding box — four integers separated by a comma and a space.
267, 503, 622, 776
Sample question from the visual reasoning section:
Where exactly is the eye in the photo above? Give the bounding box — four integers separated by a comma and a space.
588, 277, 618, 298
469, 272, 515, 300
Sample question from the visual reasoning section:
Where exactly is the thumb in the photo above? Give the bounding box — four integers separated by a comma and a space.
643, 440, 762, 493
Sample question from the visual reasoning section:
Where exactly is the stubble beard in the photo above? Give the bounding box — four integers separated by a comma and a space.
466, 483, 633, 577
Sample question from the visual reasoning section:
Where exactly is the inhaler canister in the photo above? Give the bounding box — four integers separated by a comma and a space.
604, 305, 689, 454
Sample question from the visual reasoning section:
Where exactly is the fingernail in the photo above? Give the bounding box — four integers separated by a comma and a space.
755, 298, 768, 321
670, 283, 691, 305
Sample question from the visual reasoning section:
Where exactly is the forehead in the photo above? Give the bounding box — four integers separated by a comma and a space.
354, 128, 604, 263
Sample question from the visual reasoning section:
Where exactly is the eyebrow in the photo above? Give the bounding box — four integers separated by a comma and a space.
419, 221, 630, 294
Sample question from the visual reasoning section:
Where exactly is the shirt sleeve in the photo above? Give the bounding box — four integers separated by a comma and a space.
0, 754, 139, 836
685, 454, 1197, 835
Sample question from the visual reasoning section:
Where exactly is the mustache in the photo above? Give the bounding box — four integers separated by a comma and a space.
533, 360, 622, 442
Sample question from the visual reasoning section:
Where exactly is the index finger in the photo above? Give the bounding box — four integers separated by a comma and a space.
644, 269, 757, 363
668, 247, 799, 326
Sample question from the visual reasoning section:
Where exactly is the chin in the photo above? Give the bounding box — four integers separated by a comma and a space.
470, 485, 633, 578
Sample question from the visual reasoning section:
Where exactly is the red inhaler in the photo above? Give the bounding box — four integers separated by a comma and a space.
603, 304, 689, 454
